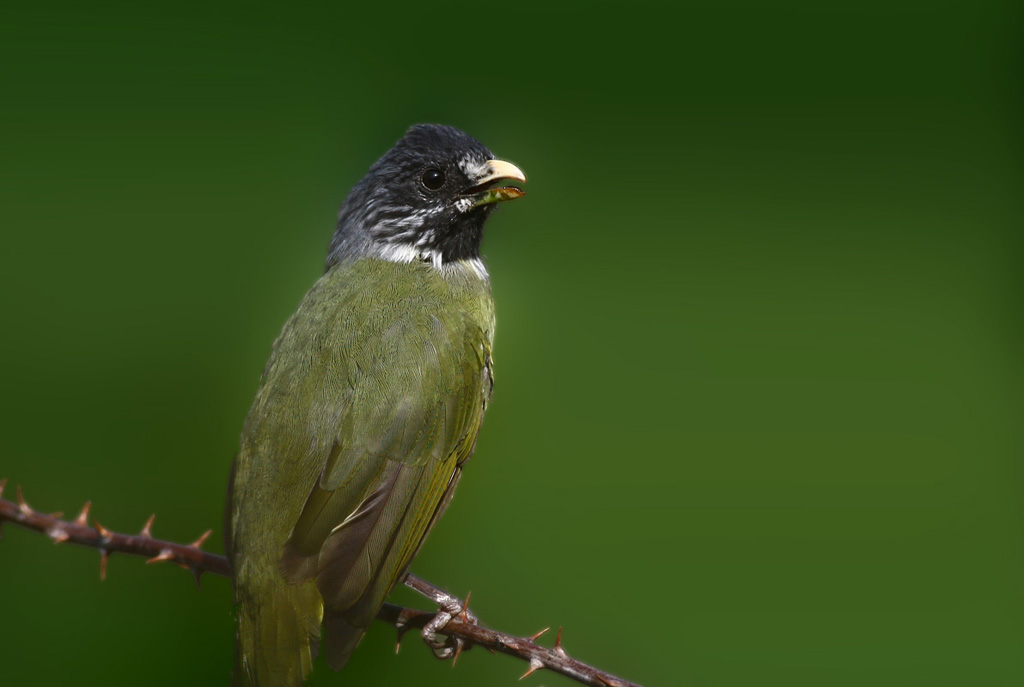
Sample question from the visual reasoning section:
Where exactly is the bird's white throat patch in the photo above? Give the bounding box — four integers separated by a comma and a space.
376, 243, 489, 280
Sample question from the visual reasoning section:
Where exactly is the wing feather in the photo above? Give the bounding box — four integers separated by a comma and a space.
236, 260, 493, 679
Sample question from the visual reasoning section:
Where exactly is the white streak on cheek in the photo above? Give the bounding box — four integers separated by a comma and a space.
457, 155, 488, 182
382, 208, 432, 230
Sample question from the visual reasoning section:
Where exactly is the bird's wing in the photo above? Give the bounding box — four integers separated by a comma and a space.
275, 274, 492, 668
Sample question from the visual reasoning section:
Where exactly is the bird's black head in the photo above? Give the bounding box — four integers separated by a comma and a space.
326, 124, 526, 272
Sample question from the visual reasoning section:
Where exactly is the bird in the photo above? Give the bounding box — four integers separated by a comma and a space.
226, 124, 526, 686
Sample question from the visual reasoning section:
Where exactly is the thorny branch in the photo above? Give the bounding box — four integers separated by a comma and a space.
0, 480, 642, 687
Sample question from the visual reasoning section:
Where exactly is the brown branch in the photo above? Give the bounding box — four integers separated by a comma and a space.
0, 480, 642, 687
0, 481, 228, 583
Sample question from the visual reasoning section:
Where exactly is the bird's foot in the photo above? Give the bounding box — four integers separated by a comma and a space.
403, 573, 477, 662
421, 590, 477, 661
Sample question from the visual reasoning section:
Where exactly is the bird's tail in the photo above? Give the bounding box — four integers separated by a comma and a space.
233, 574, 323, 687
322, 610, 368, 670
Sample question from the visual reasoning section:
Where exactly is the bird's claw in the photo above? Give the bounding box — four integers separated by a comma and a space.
422, 614, 458, 659
421, 592, 477, 663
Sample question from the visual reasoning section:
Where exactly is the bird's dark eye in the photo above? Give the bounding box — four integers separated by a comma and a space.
421, 168, 445, 191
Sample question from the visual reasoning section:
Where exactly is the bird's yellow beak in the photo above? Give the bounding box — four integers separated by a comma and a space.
467, 159, 527, 207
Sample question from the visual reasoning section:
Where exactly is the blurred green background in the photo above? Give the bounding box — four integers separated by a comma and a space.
1, 2, 1022, 685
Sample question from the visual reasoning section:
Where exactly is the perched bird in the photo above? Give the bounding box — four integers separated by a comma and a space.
226, 124, 526, 686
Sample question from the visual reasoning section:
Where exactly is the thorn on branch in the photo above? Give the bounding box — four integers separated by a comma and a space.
394, 608, 417, 653
17, 485, 32, 515
451, 639, 465, 667
95, 521, 112, 540
47, 525, 70, 544
74, 501, 91, 526
189, 530, 212, 550
553, 626, 568, 657
529, 626, 550, 641
520, 657, 544, 680
141, 514, 155, 538
99, 550, 110, 581
17, 486, 62, 519
147, 549, 175, 564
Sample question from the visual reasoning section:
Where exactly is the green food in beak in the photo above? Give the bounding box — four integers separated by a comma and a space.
466, 159, 527, 207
